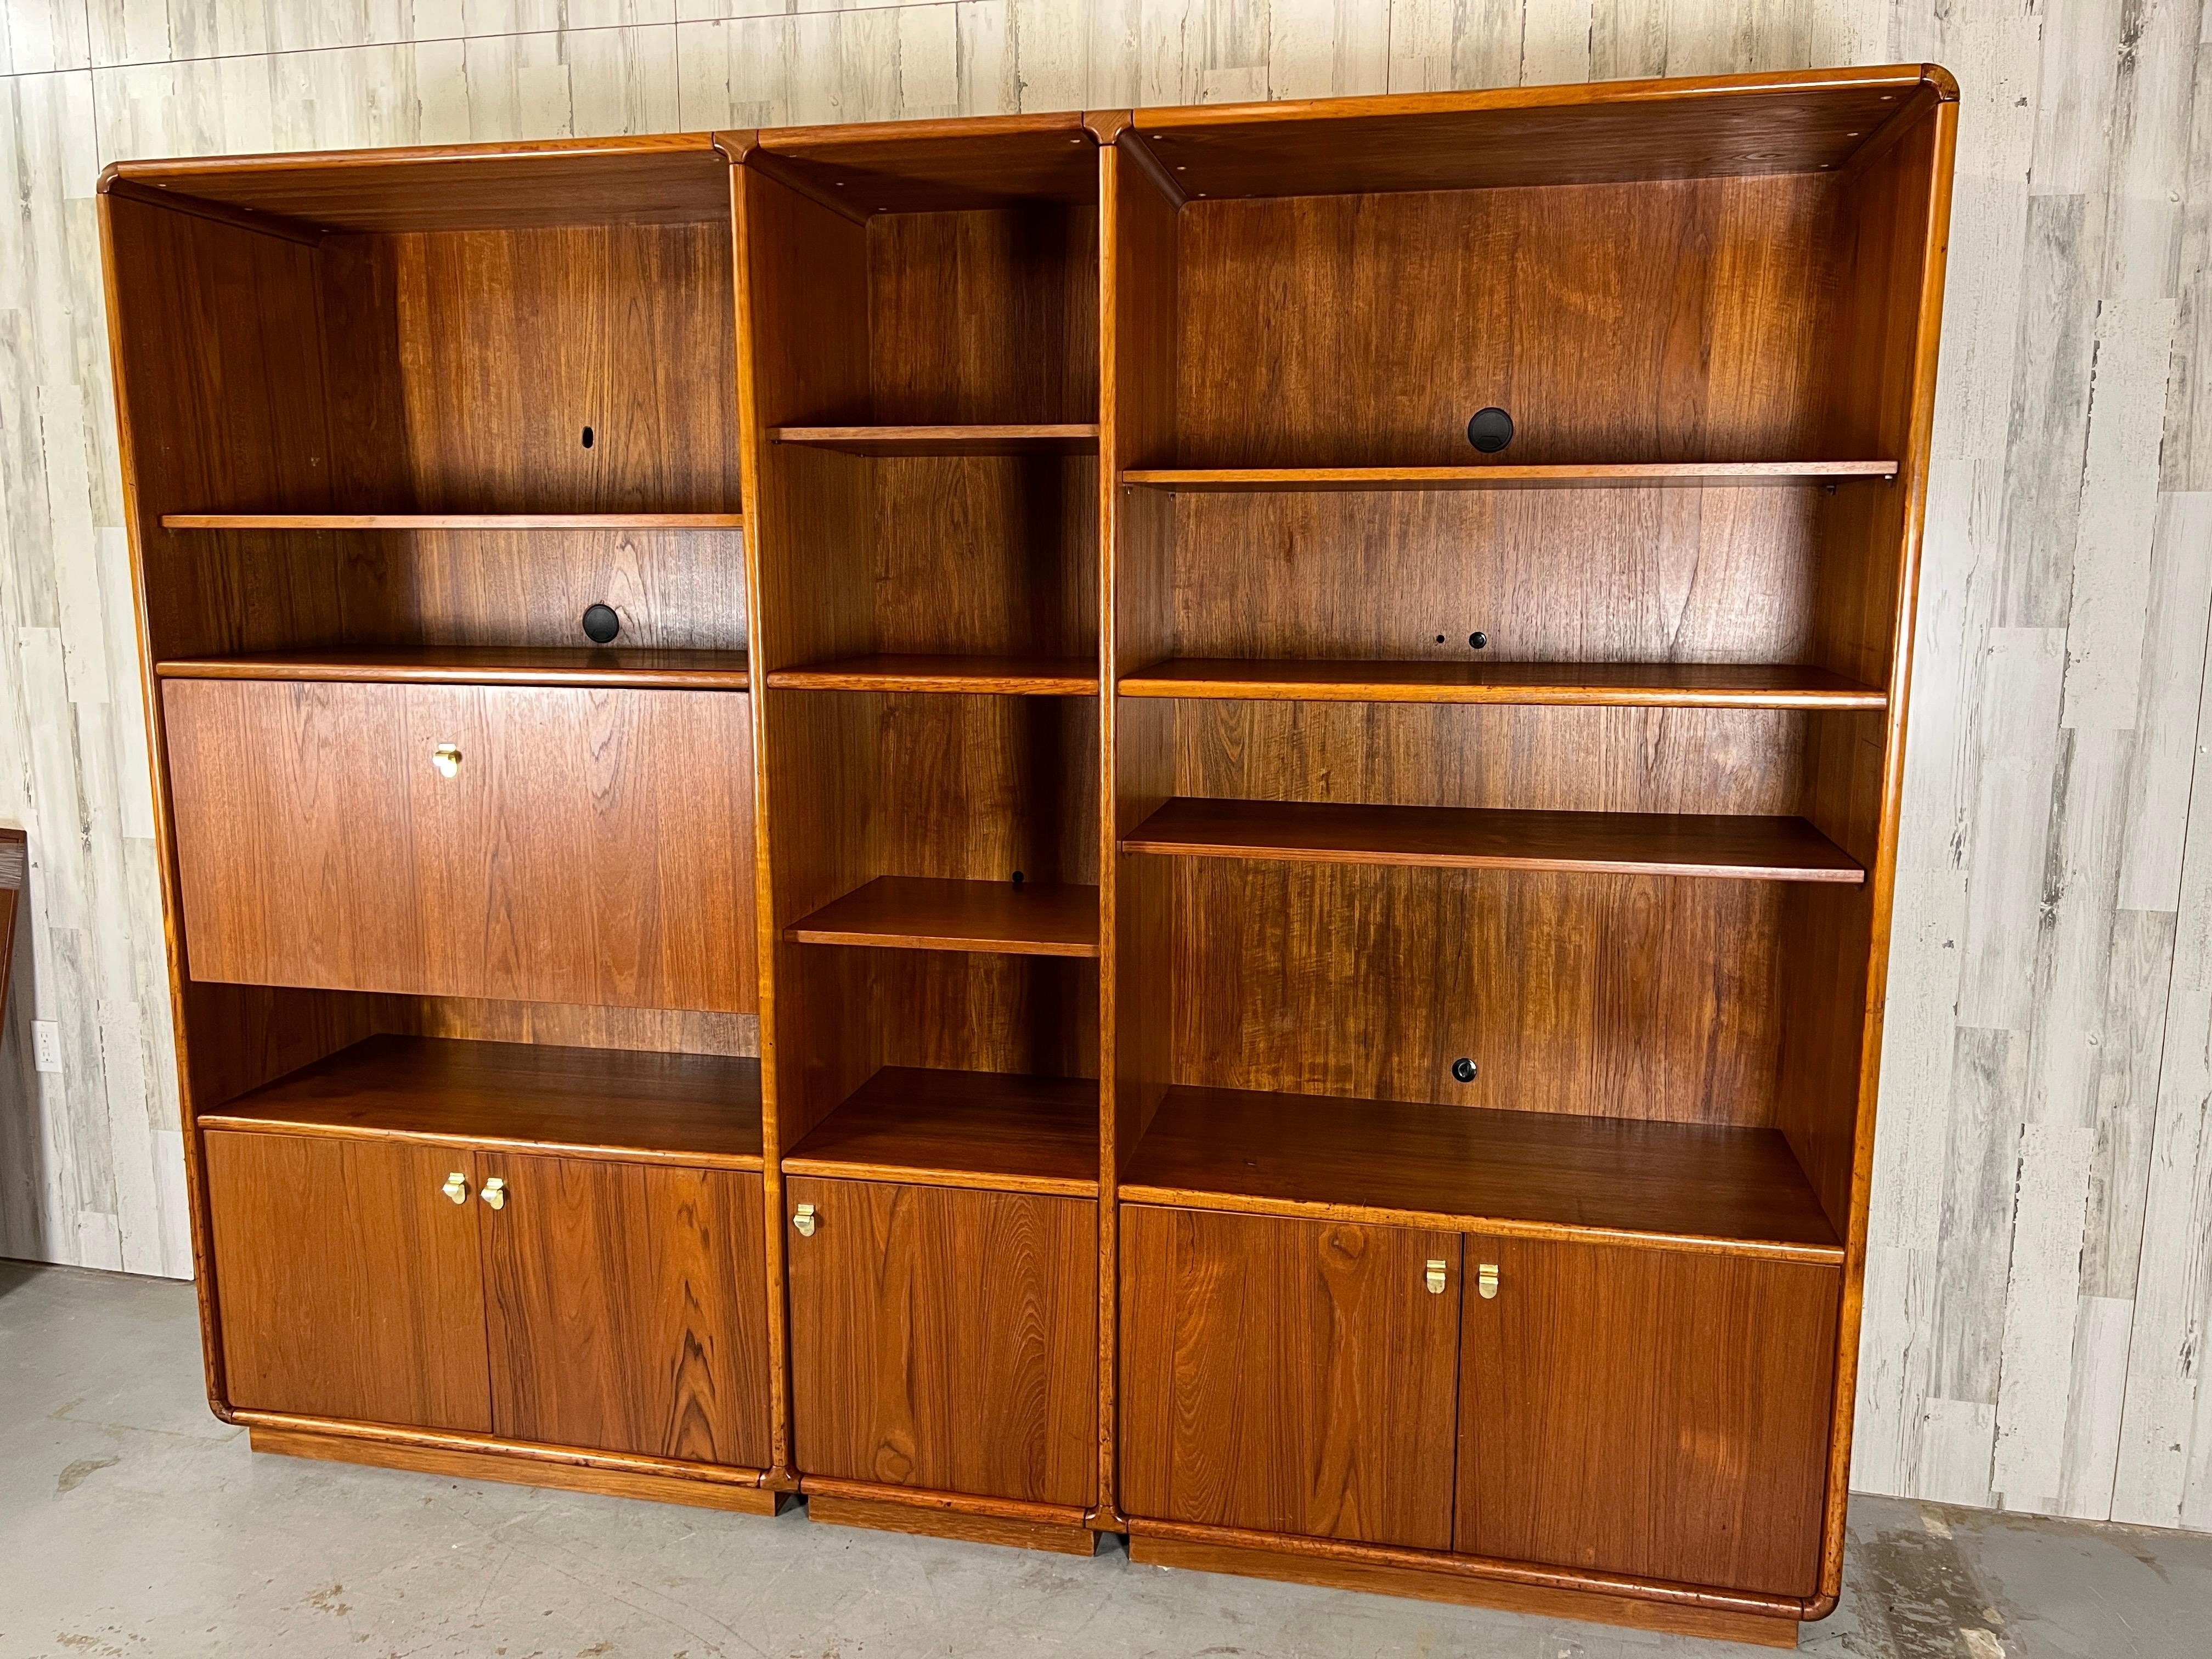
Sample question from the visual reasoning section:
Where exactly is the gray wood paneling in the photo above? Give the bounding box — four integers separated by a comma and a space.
1, 0, 2207, 1531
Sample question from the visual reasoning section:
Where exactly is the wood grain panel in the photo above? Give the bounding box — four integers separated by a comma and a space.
1458, 1235, 1838, 1596
1171, 860, 1786, 1124
786, 1177, 1096, 1506
166, 680, 757, 1012
1123, 659, 1883, 707
200, 1035, 764, 1169
1174, 176, 1839, 469
782, 1068, 1099, 1194
1119, 1206, 1460, 1548
481, 1154, 771, 1469
202, 1128, 489, 1429
1120, 1085, 1838, 1256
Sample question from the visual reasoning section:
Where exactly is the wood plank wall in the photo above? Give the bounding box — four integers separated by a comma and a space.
0, 0, 2205, 1536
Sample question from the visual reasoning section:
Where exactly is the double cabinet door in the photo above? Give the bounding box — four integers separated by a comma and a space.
162, 678, 757, 1012
1119, 1207, 1840, 1598
784, 1178, 1097, 1508
203, 1128, 772, 1469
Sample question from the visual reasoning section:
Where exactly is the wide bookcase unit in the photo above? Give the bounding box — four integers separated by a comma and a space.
104, 67, 1955, 1649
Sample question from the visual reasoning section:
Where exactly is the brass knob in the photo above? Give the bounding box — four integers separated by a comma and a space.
1425, 1259, 1448, 1295
793, 1203, 816, 1237
1477, 1262, 1500, 1300
481, 1176, 506, 1211
441, 1172, 469, 1204
431, 743, 461, 778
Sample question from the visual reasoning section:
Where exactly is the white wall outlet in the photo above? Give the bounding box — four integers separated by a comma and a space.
31, 1020, 62, 1074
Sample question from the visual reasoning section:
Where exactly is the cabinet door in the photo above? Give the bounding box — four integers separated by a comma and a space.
1120, 1206, 1460, 1549
1457, 1236, 1839, 1596
478, 1154, 771, 1468
204, 1129, 490, 1430
785, 1178, 1096, 1506
163, 678, 756, 1012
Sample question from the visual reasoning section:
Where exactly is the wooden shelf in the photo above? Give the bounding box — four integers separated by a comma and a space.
160, 512, 744, 529
783, 1068, 1099, 1195
767, 653, 1097, 695
1123, 797, 1864, 883
1119, 659, 1886, 708
770, 424, 1099, 456
1119, 1085, 1841, 1263
155, 646, 752, 690
199, 1035, 764, 1170
1119, 461, 1897, 491
785, 876, 1101, 956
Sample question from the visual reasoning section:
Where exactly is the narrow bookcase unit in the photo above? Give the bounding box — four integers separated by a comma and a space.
106, 67, 1955, 1647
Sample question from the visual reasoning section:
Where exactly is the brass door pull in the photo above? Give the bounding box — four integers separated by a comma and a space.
431, 743, 462, 778
1477, 1262, 1500, 1300
480, 1177, 506, 1211
793, 1203, 816, 1237
441, 1172, 469, 1204
1424, 1259, 1448, 1294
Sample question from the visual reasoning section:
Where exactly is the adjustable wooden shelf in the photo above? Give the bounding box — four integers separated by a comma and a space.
104, 68, 1956, 1649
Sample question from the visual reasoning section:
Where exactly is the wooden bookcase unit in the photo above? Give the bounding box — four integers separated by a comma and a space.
104, 69, 1955, 1646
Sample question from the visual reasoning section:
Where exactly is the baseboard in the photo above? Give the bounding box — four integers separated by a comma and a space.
1128, 1536, 1800, 1649
808, 1492, 1102, 1556
247, 1425, 788, 1516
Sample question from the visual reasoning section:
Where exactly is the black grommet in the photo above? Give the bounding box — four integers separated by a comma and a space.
1469, 632, 1488, 650
1452, 1058, 1479, 1082
1466, 407, 1514, 453
582, 603, 620, 644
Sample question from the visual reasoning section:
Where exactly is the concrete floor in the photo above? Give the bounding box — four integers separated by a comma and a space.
2, 1261, 2205, 1659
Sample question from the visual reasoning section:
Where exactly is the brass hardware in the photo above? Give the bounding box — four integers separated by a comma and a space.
1424, 1259, 1448, 1295
481, 1176, 506, 1211
441, 1172, 469, 1205
1477, 1262, 1500, 1300
793, 1203, 816, 1237
431, 743, 462, 778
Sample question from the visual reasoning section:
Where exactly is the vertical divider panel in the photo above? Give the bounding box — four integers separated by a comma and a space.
730, 147, 881, 1483
1097, 129, 1183, 1523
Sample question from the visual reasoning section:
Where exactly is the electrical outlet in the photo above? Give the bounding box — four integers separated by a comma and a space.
31, 1020, 61, 1074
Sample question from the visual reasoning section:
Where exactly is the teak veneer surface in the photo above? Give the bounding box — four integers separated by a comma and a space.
1119, 659, 1884, 707
1121, 462, 1895, 490
755, 111, 1099, 211
1120, 1085, 1842, 1257
157, 646, 752, 690
770, 424, 1099, 455
479, 1153, 772, 1467
767, 654, 1098, 694
1125, 798, 1865, 883
786, 876, 1102, 956
201, 1035, 765, 1167
782, 1066, 1099, 1194
160, 512, 744, 529
1131, 67, 1940, 198
104, 136, 735, 232
785, 1177, 1097, 1506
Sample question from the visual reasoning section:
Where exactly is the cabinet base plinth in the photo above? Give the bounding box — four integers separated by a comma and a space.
247, 1426, 787, 1515
808, 1493, 1102, 1555
1128, 1536, 1799, 1649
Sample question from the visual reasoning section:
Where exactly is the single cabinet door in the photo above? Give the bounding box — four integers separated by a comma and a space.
477, 1154, 772, 1469
785, 1178, 1097, 1506
204, 1128, 492, 1430
1119, 1206, 1461, 1549
163, 678, 757, 1012
1457, 1235, 1840, 1596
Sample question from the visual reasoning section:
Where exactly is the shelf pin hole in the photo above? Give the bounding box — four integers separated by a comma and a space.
581, 426, 594, 449
1012, 870, 1025, 887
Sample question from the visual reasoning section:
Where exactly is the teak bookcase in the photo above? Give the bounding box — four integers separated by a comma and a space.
101, 66, 1956, 1649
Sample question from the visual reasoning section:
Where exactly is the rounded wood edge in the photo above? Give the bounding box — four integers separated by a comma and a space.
1127, 1534, 1801, 1647
778, 1157, 1097, 1198
1127, 63, 1938, 134
196, 1115, 766, 1173
1122, 1518, 1803, 1620
234, 1410, 772, 1489
1111, 1190, 1845, 1266
101, 131, 727, 194
799, 1476, 1097, 1529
